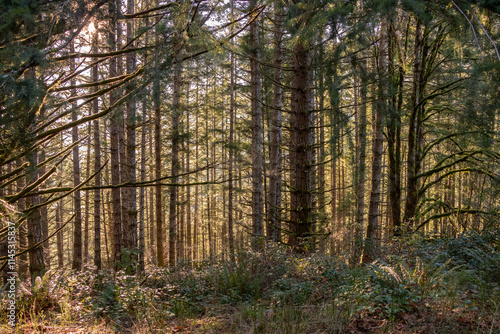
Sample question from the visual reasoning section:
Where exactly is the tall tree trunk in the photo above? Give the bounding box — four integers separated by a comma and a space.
84, 121, 91, 263
205, 92, 213, 260
178, 147, 185, 261
16, 160, 28, 277
194, 79, 200, 261
154, 54, 164, 268
250, 0, 264, 250
227, 0, 236, 259
56, 203, 64, 268
326, 59, 339, 255
39, 110, 49, 268
116, 12, 128, 261
185, 84, 192, 261
24, 68, 45, 281
352, 56, 367, 265
363, 20, 387, 263
317, 47, 326, 254
268, 2, 283, 243
108, 0, 123, 269
387, 18, 404, 236
289, 38, 314, 253
138, 90, 147, 273
221, 121, 226, 260
24, 68, 45, 278
71, 43, 82, 271
92, 28, 102, 270
26, 148, 45, 284
105, 192, 111, 267
169, 60, 182, 266
124, 0, 138, 261
404, 20, 424, 228
149, 110, 155, 261
211, 142, 217, 256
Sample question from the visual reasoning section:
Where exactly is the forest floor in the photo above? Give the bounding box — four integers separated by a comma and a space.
1, 230, 499, 333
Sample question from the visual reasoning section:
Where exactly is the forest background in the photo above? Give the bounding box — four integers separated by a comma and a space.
0, 0, 499, 332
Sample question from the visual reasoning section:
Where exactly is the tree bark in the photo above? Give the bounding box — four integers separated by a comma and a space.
227, 0, 236, 259
403, 20, 424, 228
138, 83, 147, 272
352, 56, 367, 265
71, 42, 82, 271
26, 148, 45, 284
56, 203, 64, 268
326, 52, 340, 255
185, 84, 192, 261
363, 19, 387, 263
16, 159, 28, 277
117, 21, 128, 266
169, 60, 182, 266
149, 109, 155, 262
250, 0, 264, 250
92, 26, 102, 270
317, 46, 327, 254
268, 2, 283, 243
387, 18, 403, 236
124, 0, 138, 262
194, 79, 200, 261
39, 110, 49, 268
289, 39, 314, 253
84, 121, 91, 264
108, 0, 123, 269
154, 54, 164, 268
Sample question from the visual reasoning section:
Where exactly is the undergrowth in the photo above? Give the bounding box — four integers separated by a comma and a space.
0, 230, 499, 333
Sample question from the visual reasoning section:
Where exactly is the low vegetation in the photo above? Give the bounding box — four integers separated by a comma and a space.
2, 230, 499, 333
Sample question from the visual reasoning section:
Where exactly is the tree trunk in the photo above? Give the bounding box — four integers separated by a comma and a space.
71, 43, 82, 271
268, 2, 283, 243
403, 20, 424, 228
250, 0, 264, 250
149, 109, 155, 262
124, 0, 138, 261
227, 1, 236, 259
185, 85, 192, 261
178, 147, 185, 261
194, 79, 200, 261
39, 109, 49, 268
289, 39, 314, 253
169, 60, 182, 266
326, 59, 339, 256
56, 203, 64, 268
26, 148, 45, 284
317, 46, 326, 254
108, 0, 122, 269
16, 160, 28, 277
363, 20, 387, 263
84, 121, 91, 264
138, 86, 147, 273
387, 18, 403, 236
154, 55, 164, 268
116, 12, 128, 262
92, 27, 102, 270
352, 56, 367, 265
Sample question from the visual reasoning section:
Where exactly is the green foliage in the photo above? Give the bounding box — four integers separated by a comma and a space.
209, 263, 262, 303
0, 0, 39, 42
445, 229, 500, 283
115, 248, 140, 275
0, 74, 45, 156
271, 277, 315, 306
18, 271, 60, 317
2, 234, 500, 332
